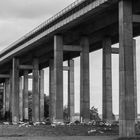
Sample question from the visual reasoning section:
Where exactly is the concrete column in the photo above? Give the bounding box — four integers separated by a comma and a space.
133, 39, 137, 122
68, 60, 75, 122
23, 70, 29, 121
54, 35, 63, 122
0, 84, 4, 119
119, 0, 135, 137
3, 83, 6, 119
102, 37, 113, 122
39, 70, 44, 122
5, 79, 11, 121
9, 71, 12, 122
49, 59, 55, 123
11, 58, 19, 123
80, 37, 90, 122
32, 58, 40, 122
19, 77, 23, 122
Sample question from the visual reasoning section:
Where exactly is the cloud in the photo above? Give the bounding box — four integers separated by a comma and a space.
0, 0, 75, 19
0, 0, 75, 49
0, 18, 44, 50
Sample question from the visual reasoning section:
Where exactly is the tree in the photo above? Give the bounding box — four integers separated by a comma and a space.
63, 105, 69, 122
90, 106, 101, 121
44, 94, 49, 118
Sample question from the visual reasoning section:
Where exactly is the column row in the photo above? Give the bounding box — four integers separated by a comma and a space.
1, 60, 45, 123
49, 35, 90, 123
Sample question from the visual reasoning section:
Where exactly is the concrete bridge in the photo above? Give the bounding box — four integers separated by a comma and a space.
0, 0, 140, 138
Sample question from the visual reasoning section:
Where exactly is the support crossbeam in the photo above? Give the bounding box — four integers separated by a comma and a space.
133, 14, 140, 23
0, 86, 4, 90
28, 75, 42, 79
19, 65, 33, 70
28, 75, 33, 79
0, 74, 10, 78
63, 45, 82, 52
111, 48, 119, 54
63, 66, 70, 71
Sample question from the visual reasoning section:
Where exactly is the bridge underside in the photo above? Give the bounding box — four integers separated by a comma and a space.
0, 0, 140, 138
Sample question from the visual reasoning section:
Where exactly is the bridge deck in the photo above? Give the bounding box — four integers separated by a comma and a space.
0, 0, 140, 75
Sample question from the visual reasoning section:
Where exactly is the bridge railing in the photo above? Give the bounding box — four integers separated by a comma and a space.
2, 0, 86, 53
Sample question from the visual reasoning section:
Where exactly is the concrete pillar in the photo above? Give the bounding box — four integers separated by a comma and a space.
39, 70, 44, 122
3, 83, 6, 118
133, 39, 137, 122
54, 35, 63, 122
19, 77, 23, 122
0, 84, 4, 119
32, 58, 40, 122
9, 71, 12, 122
11, 58, 19, 123
5, 79, 11, 121
23, 70, 29, 121
68, 60, 75, 122
102, 37, 113, 122
49, 59, 55, 123
80, 37, 90, 122
119, 0, 135, 137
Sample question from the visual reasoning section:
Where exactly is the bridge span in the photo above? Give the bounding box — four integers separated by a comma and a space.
0, 0, 140, 138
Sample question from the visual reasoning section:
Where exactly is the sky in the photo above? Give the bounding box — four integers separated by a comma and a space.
0, 0, 140, 115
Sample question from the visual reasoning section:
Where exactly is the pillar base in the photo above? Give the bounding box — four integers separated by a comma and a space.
118, 137, 140, 140
12, 116, 19, 124
52, 119, 64, 124
103, 119, 115, 124
119, 120, 135, 137
80, 117, 90, 123
69, 116, 75, 123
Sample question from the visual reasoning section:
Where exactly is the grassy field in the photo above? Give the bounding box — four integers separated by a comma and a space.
0, 124, 139, 140
0, 124, 119, 137
0, 136, 119, 140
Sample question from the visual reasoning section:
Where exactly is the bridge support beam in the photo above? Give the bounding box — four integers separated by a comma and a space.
9, 72, 12, 122
53, 35, 63, 122
11, 58, 19, 123
19, 77, 23, 122
68, 60, 75, 122
119, 0, 135, 137
3, 84, 6, 118
32, 58, 40, 122
23, 70, 29, 121
39, 70, 44, 122
49, 59, 55, 123
5, 79, 11, 121
133, 39, 137, 122
102, 37, 113, 122
80, 37, 90, 123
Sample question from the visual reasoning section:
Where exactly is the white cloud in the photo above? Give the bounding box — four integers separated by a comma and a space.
0, 0, 75, 19
0, 0, 75, 49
